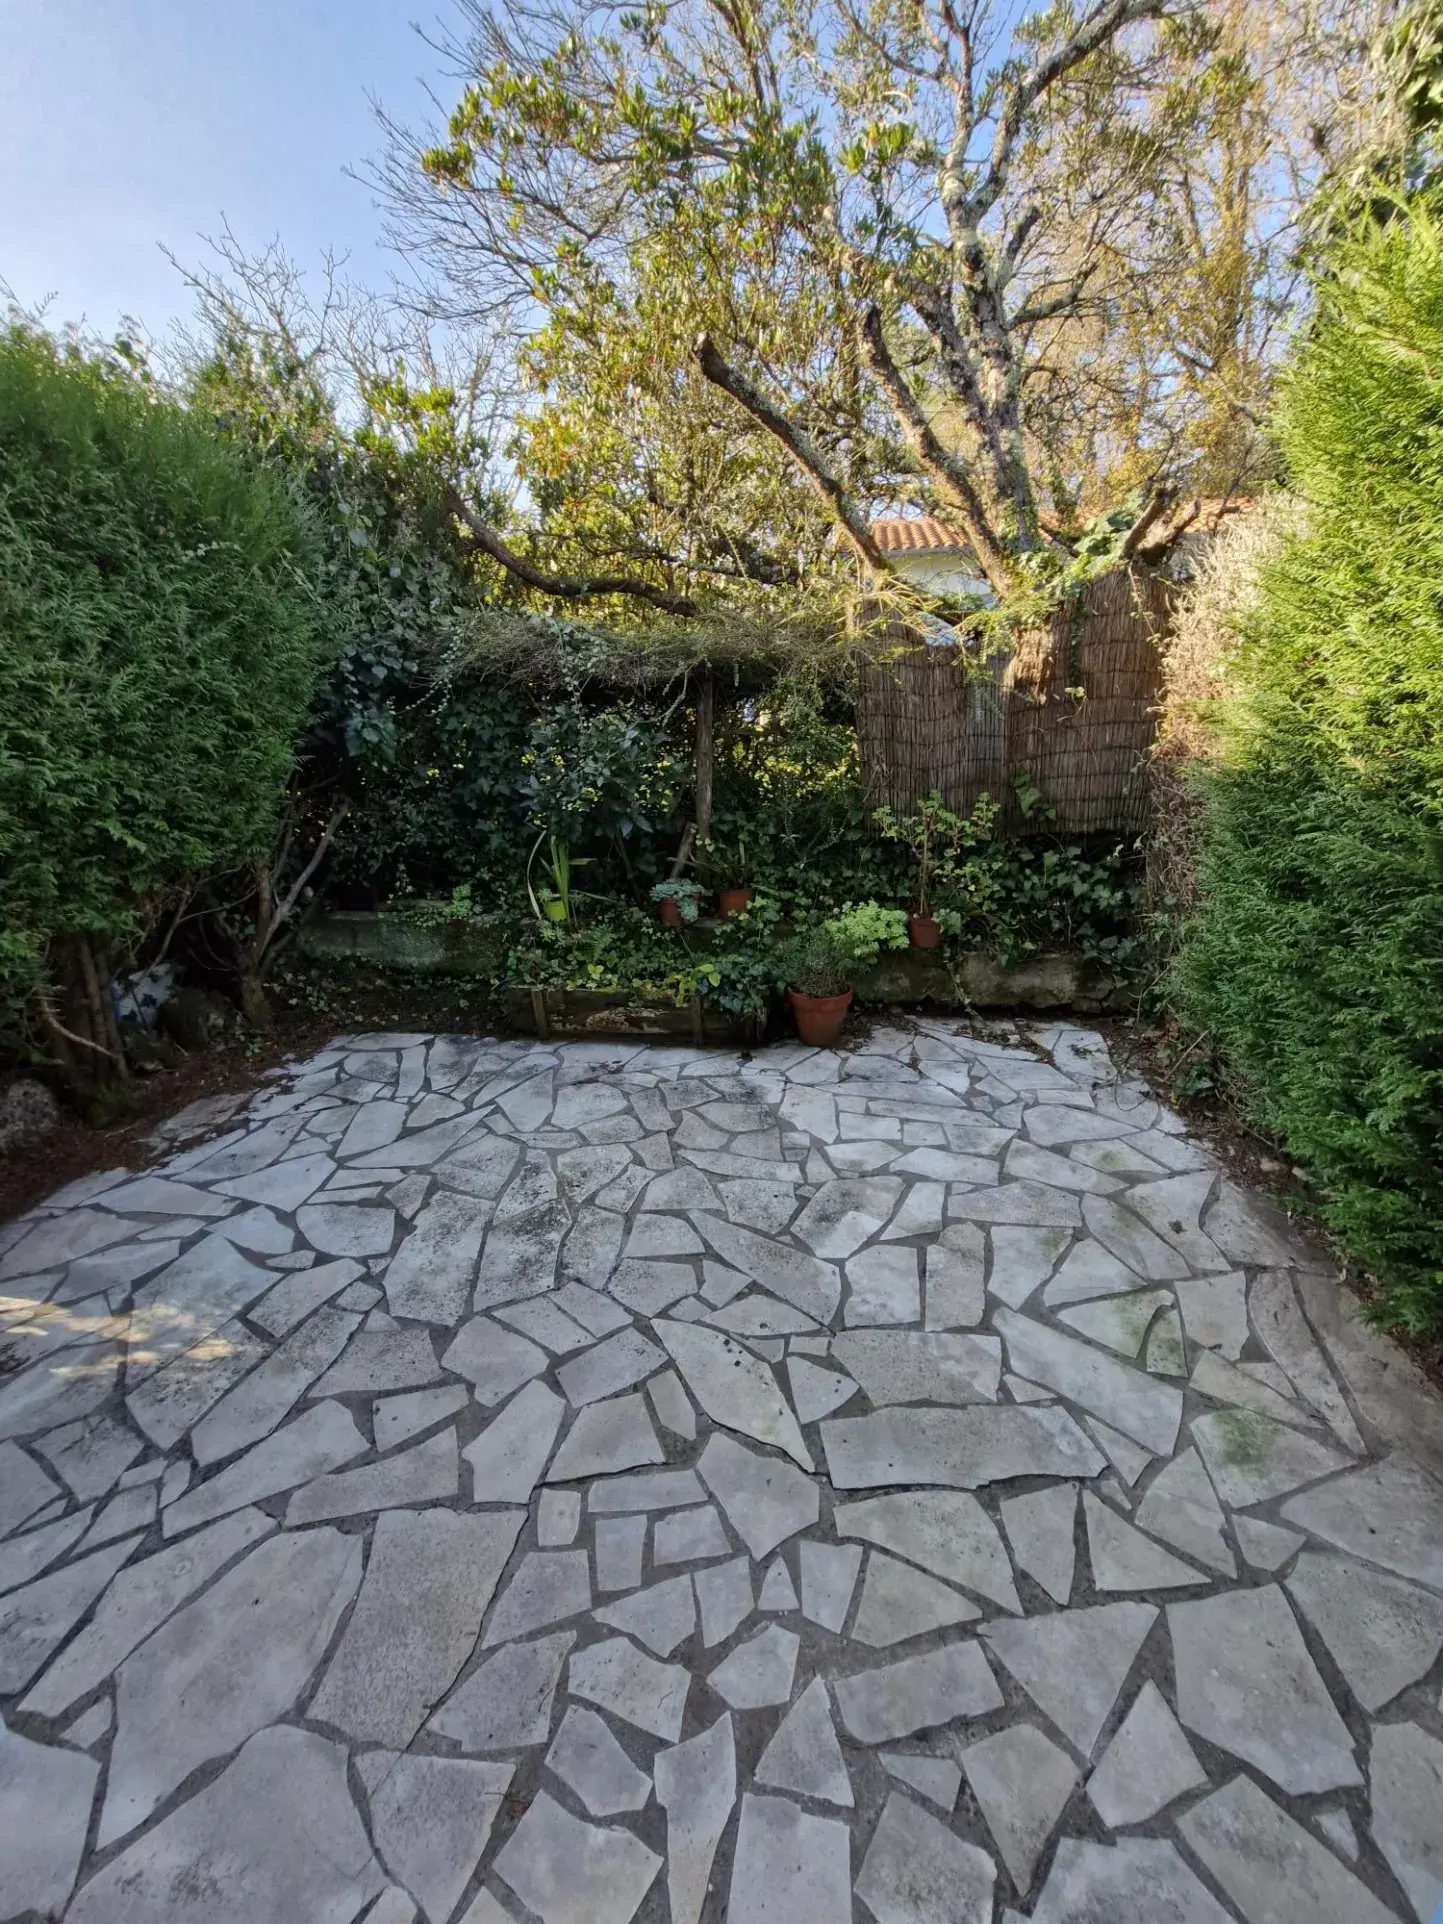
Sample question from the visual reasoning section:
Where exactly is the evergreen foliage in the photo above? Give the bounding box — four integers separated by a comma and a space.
1177, 194, 1443, 1334
0, 326, 331, 1003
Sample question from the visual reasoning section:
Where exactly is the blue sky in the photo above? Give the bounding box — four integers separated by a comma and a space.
0, 1, 450, 341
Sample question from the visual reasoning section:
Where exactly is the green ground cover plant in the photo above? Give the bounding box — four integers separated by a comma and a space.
1176, 192, 1443, 1335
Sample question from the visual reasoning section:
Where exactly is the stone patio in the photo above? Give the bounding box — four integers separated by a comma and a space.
2, 1019, 1442, 1922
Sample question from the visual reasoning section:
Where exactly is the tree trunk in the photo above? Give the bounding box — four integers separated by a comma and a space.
695, 671, 715, 845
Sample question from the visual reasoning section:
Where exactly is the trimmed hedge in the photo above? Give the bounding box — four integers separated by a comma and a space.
1177, 194, 1443, 1335
0, 327, 331, 1009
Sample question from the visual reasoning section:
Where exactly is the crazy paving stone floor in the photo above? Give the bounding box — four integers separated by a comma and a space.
1, 1023, 1442, 1923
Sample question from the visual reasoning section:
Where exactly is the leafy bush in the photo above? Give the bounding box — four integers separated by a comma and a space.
0, 326, 331, 1009
1176, 193, 1443, 1334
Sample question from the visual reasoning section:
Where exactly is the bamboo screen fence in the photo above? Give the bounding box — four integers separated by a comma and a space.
856, 563, 1176, 835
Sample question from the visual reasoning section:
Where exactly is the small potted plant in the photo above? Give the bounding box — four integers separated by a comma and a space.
783, 902, 908, 1046
651, 879, 707, 928
873, 792, 964, 949
699, 830, 751, 917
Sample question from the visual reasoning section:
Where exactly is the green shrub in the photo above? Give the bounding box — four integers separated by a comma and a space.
0, 326, 330, 1012
1176, 193, 1443, 1334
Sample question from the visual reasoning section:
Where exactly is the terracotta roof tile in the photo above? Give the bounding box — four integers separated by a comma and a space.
869, 516, 971, 555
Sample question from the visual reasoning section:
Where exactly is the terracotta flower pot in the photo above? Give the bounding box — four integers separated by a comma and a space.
908, 913, 942, 950
787, 986, 853, 1047
658, 897, 684, 928
717, 887, 752, 918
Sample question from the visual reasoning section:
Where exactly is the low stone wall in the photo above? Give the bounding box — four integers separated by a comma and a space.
297, 910, 1129, 1014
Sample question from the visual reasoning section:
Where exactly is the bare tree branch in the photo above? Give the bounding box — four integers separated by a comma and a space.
446, 487, 699, 616
693, 333, 889, 569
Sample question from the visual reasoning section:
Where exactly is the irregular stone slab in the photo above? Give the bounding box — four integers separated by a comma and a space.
694, 1554, 753, 1645
310, 1507, 525, 1746
923, 1234, 984, 1328
879, 1181, 946, 1244
835, 1490, 1021, 1613
21, 1507, 275, 1716
625, 1212, 703, 1259
1041, 1239, 1143, 1308
442, 1316, 548, 1405
704, 1293, 820, 1339
29, 1411, 140, 1502
799, 1540, 862, 1631
1191, 1346, 1318, 1428
482, 1550, 592, 1646
0, 1532, 142, 1693
709, 1622, 799, 1707
125, 1319, 271, 1451
728, 1792, 853, 1924
285, 1424, 458, 1524
589, 1467, 705, 1511
1030, 1837, 1232, 1924
879, 1751, 961, 1810
250, 1255, 364, 1336
1282, 1453, 1443, 1592
381, 1190, 492, 1324
128, 1234, 288, 1380
1084, 1492, 1206, 1591
0, 1340, 120, 1443
609, 1258, 696, 1316
963, 1722, 1078, 1896
843, 1243, 921, 1324
1370, 1721, 1443, 1923
696, 1215, 841, 1322
597, 1573, 696, 1655
987, 1224, 1072, 1306
375, 1382, 469, 1452
657, 1319, 812, 1469
0, 1716, 99, 1918
951, 1180, 1081, 1228
0, 1508, 93, 1594
833, 1641, 1002, 1743
1285, 1551, 1443, 1712
1085, 1678, 1207, 1827
465, 1379, 564, 1502
560, 1209, 625, 1291
697, 1432, 819, 1557
853, 1550, 978, 1646
982, 1602, 1156, 1757
595, 1513, 647, 1591
1192, 1409, 1350, 1509
435, 1134, 523, 1200
855, 1789, 995, 1924
1179, 1774, 1401, 1924
213, 1148, 335, 1211
1057, 1288, 1171, 1358
654, 1502, 730, 1563
428, 1630, 575, 1750
1235, 1513, 1305, 1570
1174, 1270, 1248, 1359
1297, 1274, 1443, 1465
66, 1725, 384, 1924
647, 1366, 697, 1439
1133, 1447, 1235, 1576
548, 1393, 663, 1482
1248, 1269, 1364, 1450
539, 1488, 581, 1544
822, 1404, 1104, 1491
192, 1305, 358, 1465
787, 1356, 858, 1424
640, 1165, 723, 1212
757, 1676, 852, 1805
545, 1703, 650, 1816
759, 1555, 798, 1610
558, 1327, 665, 1405
792, 1179, 902, 1259
654, 1713, 736, 1924
297, 1200, 395, 1257
1082, 1414, 1152, 1485
718, 1178, 800, 1234
496, 1294, 594, 1354
1, 1207, 143, 1279
831, 1329, 1000, 1405
994, 1309, 1182, 1455
473, 1208, 567, 1307
569, 1634, 690, 1739
101, 1526, 361, 1843
1169, 1584, 1360, 1793
362, 1750, 512, 1924
1081, 1193, 1193, 1281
